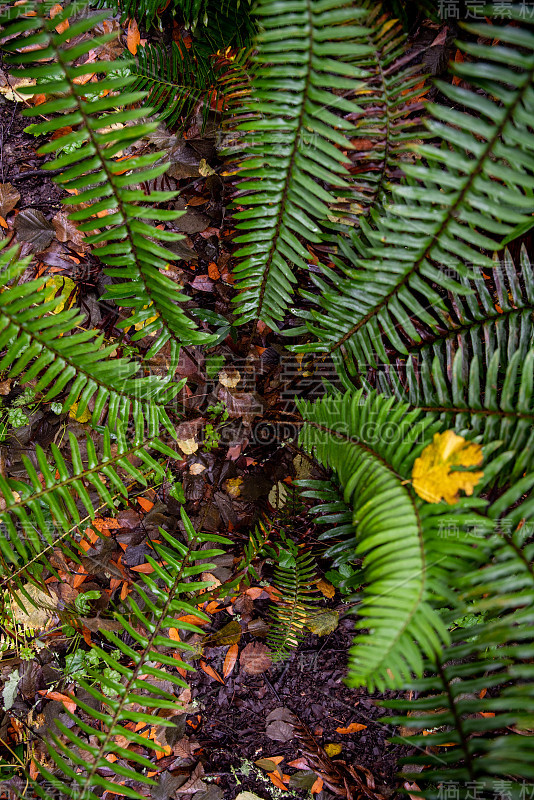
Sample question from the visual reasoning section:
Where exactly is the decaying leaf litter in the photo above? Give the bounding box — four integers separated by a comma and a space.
0, 5, 499, 800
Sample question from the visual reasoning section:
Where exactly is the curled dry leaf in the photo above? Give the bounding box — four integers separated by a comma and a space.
336, 723, 367, 734
0, 183, 20, 217
240, 641, 272, 675
219, 368, 241, 389
412, 430, 483, 505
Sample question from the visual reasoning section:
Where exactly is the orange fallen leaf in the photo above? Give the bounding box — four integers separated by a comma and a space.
336, 722, 367, 734
126, 17, 141, 54
92, 517, 120, 532
268, 772, 288, 790
479, 712, 495, 718
177, 614, 209, 627
49, 3, 69, 34
73, 567, 88, 588
199, 660, 224, 684
0, 216, 7, 229
245, 586, 264, 600
38, 690, 76, 713
479, 688, 487, 699
137, 496, 154, 512
208, 261, 220, 280
130, 563, 155, 574
223, 643, 238, 678
204, 601, 223, 614
311, 777, 324, 794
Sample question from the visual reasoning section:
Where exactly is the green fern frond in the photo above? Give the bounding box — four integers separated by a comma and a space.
298, 389, 492, 690
30, 508, 231, 800
228, 0, 370, 329
350, 246, 534, 483
0, 419, 179, 594
0, 242, 182, 434
297, 14, 534, 377
267, 534, 318, 661
97, 0, 254, 38
383, 496, 534, 793
131, 40, 217, 131
0, 1, 214, 360
297, 478, 361, 586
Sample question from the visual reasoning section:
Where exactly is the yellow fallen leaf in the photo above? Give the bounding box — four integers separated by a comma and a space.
316, 578, 335, 599
177, 438, 198, 455
324, 743, 342, 757
44, 276, 76, 314
199, 158, 216, 177
412, 431, 483, 505
224, 477, 243, 498
69, 402, 91, 423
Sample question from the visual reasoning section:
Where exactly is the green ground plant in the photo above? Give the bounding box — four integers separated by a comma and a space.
0, 0, 533, 797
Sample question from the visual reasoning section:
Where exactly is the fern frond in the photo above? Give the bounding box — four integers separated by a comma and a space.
30, 508, 231, 800
328, 3, 429, 230
297, 14, 534, 378
228, 0, 369, 328
0, 243, 181, 435
130, 41, 217, 131
297, 477, 362, 590
0, 419, 179, 591
0, 2, 214, 360
383, 495, 534, 792
349, 246, 534, 483
298, 389, 491, 690
267, 535, 318, 661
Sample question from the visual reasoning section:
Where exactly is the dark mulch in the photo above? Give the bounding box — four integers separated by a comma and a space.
191, 620, 410, 799
0, 95, 65, 211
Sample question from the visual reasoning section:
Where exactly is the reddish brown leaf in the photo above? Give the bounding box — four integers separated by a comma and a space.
240, 642, 272, 675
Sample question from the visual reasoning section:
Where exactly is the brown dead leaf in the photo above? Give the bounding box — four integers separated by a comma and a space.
240, 642, 272, 675
0, 183, 20, 217
52, 211, 85, 246
177, 762, 206, 794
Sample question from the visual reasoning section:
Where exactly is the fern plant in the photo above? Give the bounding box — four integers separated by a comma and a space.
226, 0, 370, 329
1, 1, 214, 368
30, 508, 230, 800
294, 13, 534, 373
130, 40, 219, 131
266, 533, 318, 661
383, 492, 534, 794
0, 243, 181, 434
